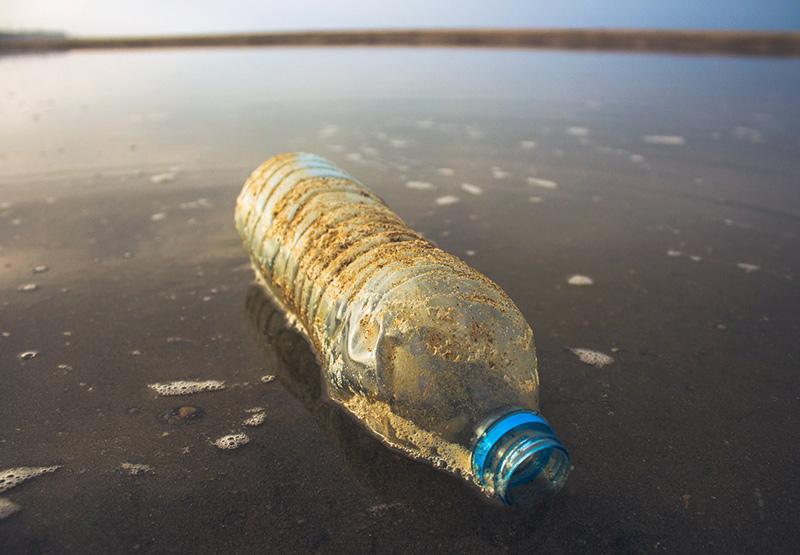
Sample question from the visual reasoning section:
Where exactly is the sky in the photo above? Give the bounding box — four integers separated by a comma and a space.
1, 0, 799, 36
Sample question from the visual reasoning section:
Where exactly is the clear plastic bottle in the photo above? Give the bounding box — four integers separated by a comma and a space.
235, 152, 570, 506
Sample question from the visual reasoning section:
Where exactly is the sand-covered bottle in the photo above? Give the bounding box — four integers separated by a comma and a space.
235, 152, 569, 506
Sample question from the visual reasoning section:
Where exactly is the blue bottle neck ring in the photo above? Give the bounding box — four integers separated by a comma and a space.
471, 410, 570, 506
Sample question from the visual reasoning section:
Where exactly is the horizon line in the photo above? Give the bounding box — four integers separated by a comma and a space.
2, 28, 799, 57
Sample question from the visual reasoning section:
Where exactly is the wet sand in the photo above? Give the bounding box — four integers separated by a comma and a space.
1, 48, 799, 552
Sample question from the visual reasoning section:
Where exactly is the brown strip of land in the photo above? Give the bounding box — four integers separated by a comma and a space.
2, 29, 800, 57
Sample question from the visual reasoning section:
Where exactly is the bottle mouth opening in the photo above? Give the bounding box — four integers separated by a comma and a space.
472, 410, 570, 506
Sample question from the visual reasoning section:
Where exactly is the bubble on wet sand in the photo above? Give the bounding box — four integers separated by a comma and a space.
666, 249, 682, 257
150, 212, 167, 221
0, 497, 21, 520
120, 463, 153, 475
17, 283, 38, 292
737, 263, 760, 273
491, 168, 510, 179
32, 265, 49, 273
179, 198, 212, 210
643, 135, 685, 145
389, 138, 408, 149
405, 180, 434, 190
436, 168, 455, 176
260, 375, 276, 383
435, 195, 460, 206
150, 170, 178, 184
571, 348, 614, 368
243, 412, 266, 427
519, 140, 537, 149
18, 350, 38, 360
214, 433, 249, 450
528, 196, 544, 204
0, 466, 60, 493
527, 177, 558, 189
567, 126, 590, 137
148, 380, 226, 396
630, 154, 645, 163
567, 275, 593, 286
318, 124, 338, 138
460, 183, 483, 195
465, 250, 476, 257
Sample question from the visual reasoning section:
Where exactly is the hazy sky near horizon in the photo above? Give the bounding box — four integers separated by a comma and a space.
2, 0, 799, 36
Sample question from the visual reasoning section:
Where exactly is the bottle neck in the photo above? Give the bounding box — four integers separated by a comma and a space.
471, 410, 570, 506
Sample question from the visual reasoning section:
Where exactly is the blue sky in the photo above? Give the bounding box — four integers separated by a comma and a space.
2, 0, 799, 36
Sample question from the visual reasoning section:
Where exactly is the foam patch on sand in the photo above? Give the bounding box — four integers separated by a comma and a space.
571, 349, 614, 367
148, 380, 226, 396
214, 434, 250, 450
0, 466, 60, 493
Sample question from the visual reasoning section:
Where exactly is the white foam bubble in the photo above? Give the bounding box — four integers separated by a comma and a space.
491, 168, 510, 179
666, 249, 682, 257
32, 265, 49, 273
148, 380, 226, 396
528, 196, 544, 204
527, 177, 558, 189
179, 198, 212, 210
435, 195, 460, 206
567, 127, 590, 137
18, 351, 38, 360
18, 283, 38, 292
643, 135, 685, 145
0, 466, 60, 493
571, 349, 614, 368
120, 463, 153, 475
214, 433, 249, 450
243, 412, 266, 427
460, 183, 483, 195
150, 212, 167, 221
465, 250, 477, 257
0, 498, 21, 520
390, 138, 408, 148
260, 375, 276, 383
150, 171, 178, 184
405, 180, 434, 190
737, 263, 760, 273
436, 168, 455, 176
519, 140, 537, 149
567, 275, 593, 286
345, 152, 363, 162
318, 124, 338, 138
630, 154, 645, 163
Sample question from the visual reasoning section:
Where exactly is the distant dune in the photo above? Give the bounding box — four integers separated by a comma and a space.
2, 28, 799, 57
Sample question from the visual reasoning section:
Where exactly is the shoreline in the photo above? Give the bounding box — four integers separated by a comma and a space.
2, 28, 799, 57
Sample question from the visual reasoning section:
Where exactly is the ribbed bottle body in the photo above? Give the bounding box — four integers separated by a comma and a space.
235, 153, 540, 480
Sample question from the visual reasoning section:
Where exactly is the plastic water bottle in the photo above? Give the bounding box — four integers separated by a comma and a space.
235, 152, 570, 506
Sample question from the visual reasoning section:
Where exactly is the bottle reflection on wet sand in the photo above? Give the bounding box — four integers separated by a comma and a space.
244, 282, 564, 542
